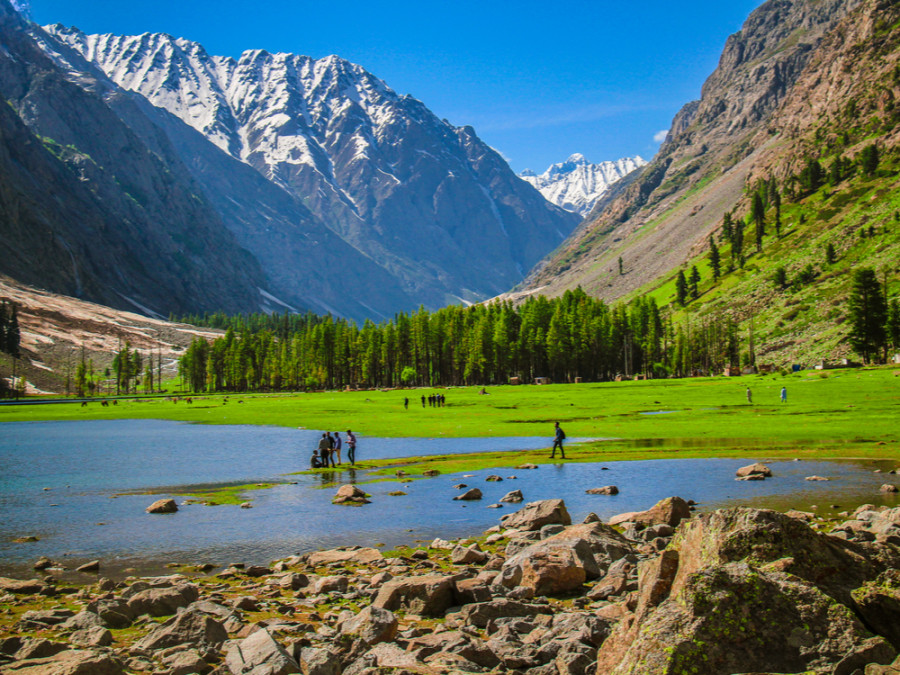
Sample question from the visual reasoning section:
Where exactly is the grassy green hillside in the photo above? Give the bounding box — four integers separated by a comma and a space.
625, 150, 899, 366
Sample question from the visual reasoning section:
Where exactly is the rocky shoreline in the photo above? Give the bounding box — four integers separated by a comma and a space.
2, 494, 900, 675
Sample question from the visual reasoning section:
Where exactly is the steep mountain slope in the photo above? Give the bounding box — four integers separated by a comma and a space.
516, 0, 899, 368
517, 0, 865, 302
50, 27, 580, 307
0, 0, 269, 316
520, 154, 646, 217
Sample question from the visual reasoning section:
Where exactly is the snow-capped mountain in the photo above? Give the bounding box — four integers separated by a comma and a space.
46, 27, 579, 311
520, 154, 646, 217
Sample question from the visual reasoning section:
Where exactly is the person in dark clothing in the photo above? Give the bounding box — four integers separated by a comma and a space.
326, 432, 336, 467
310, 450, 323, 469
346, 429, 357, 465
317, 433, 330, 468
421, 395, 426, 407
404, 397, 409, 409
550, 421, 566, 459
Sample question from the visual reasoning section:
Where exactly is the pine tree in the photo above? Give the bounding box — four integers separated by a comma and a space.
709, 235, 721, 281
860, 144, 879, 177
732, 221, 744, 268
618, 256, 624, 276
721, 212, 733, 244
689, 265, 701, 299
847, 268, 887, 363
675, 270, 688, 306
825, 243, 836, 265
751, 193, 765, 253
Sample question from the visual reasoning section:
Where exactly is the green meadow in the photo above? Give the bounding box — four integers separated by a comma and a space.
2, 367, 898, 478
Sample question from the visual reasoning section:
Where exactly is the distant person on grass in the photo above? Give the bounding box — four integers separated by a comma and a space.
346, 430, 357, 465
404, 397, 409, 410
781, 386, 787, 403
333, 431, 342, 465
550, 422, 566, 459
746, 387, 753, 405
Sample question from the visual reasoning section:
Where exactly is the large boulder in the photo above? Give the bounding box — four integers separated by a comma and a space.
608, 496, 692, 528
500, 538, 599, 595
500, 499, 571, 531
371, 574, 458, 616
307, 547, 383, 566
668, 508, 900, 606
332, 485, 370, 505
593, 507, 900, 675
146, 498, 178, 514
542, 522, 636, 573
126, 585, 199, 617
453, 488, 482, 501
852, 569, 900, 650
459, 598, 554, 628
339, 606, 398, 646
596, 561, 893, 675
134, 610, 227, 651
735, 462, 772, 478
224, 628, 300, 675
4, 649, 124, 674
0, 577, 50, 595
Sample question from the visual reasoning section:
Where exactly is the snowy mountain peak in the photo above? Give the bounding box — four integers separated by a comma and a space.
520, 154, 647, 217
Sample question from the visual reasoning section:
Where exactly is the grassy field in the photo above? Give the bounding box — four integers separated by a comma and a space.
3, 367, 899, 467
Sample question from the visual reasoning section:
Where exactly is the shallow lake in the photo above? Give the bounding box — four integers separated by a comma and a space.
1, 420, 897, 577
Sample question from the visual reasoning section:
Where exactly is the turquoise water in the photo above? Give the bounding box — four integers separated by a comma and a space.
1, 420, 897, 577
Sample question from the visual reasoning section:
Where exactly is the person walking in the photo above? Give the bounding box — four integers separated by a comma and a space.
333, 431, 343, 465
421, 395, 426, 408
404, 397, 409, 410
346, 429, 357, 465
780, 386, 787, 403
746, 387, 753, 405
550, 421, 566, 459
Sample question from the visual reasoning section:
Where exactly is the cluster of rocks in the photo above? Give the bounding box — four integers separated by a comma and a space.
2, 495, 900, 675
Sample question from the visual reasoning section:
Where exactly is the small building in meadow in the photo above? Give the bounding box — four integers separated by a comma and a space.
723, 366, 741, 377
508, 376, 521, 385
534, 377, 552, 385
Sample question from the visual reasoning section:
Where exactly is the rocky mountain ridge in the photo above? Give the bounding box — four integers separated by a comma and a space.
518, 0, 866, 301
47, 26, 579, 312
520, 154, 646, 217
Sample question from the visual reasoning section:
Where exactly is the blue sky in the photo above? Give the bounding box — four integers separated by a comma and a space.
28, 0, 763, 173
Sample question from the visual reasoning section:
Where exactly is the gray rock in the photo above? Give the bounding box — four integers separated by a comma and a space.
297, 647, 339, 675
146, 498, 178, 514
69, 626, 113, 648
4, 649, 124, 674
586, 486, 619, 495
500, 499, 572, 531
372, 574, 458, 617
340, 606, 398, 646
500, 490, 524, 503
735, 462, 772, 478
225, 628, 300, 675
453, 488, 483, 501
460, 598, 554, 628
134, 610, 227, 651
127, 585, 199, 617
161, 649, 211, 675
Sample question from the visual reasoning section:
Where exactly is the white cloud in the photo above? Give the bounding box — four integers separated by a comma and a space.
653, 129, 669, 143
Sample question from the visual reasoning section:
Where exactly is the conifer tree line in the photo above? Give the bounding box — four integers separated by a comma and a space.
177, 289, 747, 393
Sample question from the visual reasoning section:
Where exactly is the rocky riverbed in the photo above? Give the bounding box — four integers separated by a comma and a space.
2, 494, 900, 675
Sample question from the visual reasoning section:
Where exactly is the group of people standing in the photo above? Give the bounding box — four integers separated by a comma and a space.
422, 393, 445, 407
311, 430, 357, 468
